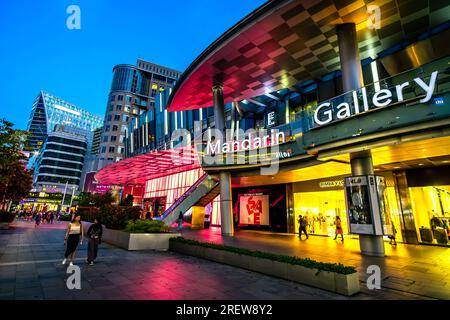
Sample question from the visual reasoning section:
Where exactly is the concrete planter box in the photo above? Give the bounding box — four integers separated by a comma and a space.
0, 222, 10, 230
83, 222, 180, 251
169, 241, 360, 296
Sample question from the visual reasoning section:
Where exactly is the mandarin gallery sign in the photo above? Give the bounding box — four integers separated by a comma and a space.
313, 71, 438, 127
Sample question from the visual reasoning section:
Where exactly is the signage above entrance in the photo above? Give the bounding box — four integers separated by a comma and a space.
206, 131, 285, 155
313, 71, 438, 127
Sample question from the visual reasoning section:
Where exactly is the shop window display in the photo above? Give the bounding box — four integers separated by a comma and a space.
294, 191, 348, 236
410, 186, 450, 245
293, 187, 402, 240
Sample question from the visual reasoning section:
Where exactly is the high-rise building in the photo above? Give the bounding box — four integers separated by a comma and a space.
90, 127, 103, 155
32, 125, 87, 194
25, 91, 103, 152
96, 59, 181, 169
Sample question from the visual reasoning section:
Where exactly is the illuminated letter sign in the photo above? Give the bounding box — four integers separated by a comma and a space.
313, 71, 438, 127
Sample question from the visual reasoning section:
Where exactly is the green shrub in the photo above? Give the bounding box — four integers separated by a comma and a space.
0, 210, 16, 223
59, 213, 72, 221
170, 237, 357, 275
124, 219, 170, 233
98, 205, 141, 230
78, 206, 99, 223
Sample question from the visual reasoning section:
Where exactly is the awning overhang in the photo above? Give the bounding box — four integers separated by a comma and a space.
94, 147, 200, 186
167, 0, 448, 112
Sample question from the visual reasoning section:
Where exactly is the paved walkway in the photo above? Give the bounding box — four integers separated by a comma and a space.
0, 220, 393, 300
180, 227, 450, 300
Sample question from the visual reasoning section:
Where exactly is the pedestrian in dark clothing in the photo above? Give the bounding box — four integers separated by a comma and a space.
49, 212, 54, 224
87, 218, 103, 265
35, 212, 42, 227
298, 215, 309, 240
177, 211, 184, 232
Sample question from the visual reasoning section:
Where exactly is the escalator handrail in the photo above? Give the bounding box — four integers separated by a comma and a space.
161, 173, 210, 220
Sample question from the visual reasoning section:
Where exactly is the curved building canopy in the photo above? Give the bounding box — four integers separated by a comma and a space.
95, 147, 200, 185
168, 0, 448, 111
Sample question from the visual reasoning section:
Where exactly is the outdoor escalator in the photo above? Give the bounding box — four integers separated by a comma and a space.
161, 173, 220, 226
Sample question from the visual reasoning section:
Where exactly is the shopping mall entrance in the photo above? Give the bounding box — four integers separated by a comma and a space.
230, 160, 450, 247
292, 174, 402, 243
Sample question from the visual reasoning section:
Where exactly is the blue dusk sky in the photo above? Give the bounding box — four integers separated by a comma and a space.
0, 0, 266, 129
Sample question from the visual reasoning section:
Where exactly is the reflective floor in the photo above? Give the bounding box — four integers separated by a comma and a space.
181, 226, 450, 300
0, 221, 433, 300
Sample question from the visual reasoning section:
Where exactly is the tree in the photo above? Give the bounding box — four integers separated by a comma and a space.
120, 194, 134, 207
77, 192, 114, 207
0, 119, 33, 210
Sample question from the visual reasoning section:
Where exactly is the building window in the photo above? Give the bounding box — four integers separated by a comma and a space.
119, 135, 125, 143
105, 125, 110, 132
102, 136, 108, 142
109, 146, 115, 153
126, 96, 132, 102
107, 157, 113, 161
114, 114, 120, 121
122, 115, 129, 122
110, 95, 115, 102
118, 95, 124, 101
116, 105, 122, 111
107, 115, 112, 122
132, 108, 138, 115
111, 136, 117, 142
112, 125, 118, 131
121, 125, 127, 132
109, 105, 114, 111
101, 146, 106, 153
118, 147, 123, 154
124, 105, 131, 112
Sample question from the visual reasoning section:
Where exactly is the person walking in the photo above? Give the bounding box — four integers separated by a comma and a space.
388, 222, 397, 246
333, 216, 344, 242
177, 211, 184, 232
49, 212, 54, 224
298, 215, 309, 240
35, 212, 42, 227
62, 215, 83, 266
86, 218, 103, 265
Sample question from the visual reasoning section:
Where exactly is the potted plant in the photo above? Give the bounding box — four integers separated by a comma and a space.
0, 210, 17, 229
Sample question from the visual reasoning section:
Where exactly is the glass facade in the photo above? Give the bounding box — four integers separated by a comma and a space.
25, 91, 103, 152
33, 125, 87, 192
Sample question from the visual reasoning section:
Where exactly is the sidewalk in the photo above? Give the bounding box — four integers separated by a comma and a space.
0, 220, 384, 300
180, 227, 450, 300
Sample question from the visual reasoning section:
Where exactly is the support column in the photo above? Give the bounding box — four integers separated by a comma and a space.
336, 23, 364, 92
219, 171, 234, 236
213, 85, 234, 236
350, 151, 385, 256
337, 23, 384, 257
